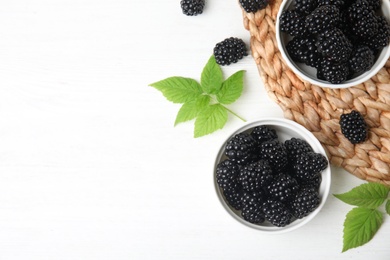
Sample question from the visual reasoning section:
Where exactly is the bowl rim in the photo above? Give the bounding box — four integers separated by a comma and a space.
213, 118, 331, 234
275, 0, 390, 89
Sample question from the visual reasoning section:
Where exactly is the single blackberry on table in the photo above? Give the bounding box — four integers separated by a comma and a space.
225, 132, 257, 165
250, 125, 278, 145
305, 5, 340, 34
180, 0, 205, 16
213, 37, 248, 66
239, 160, 274, 191
363, 16, 390, 53
317, 27, 353, 63
216, 159, 241, 190
259, 139, 289, 173
347, 0, 379, 39
317, 59, 350, 84
339, 110, 368, 144
290, 187, 320, 219
239, 0, 269, 13
263, 198, 294, 227
241, 190, 267, 224
265, 173, 300, 203
279, 10, 308, 37
348, 45, 375, 75
293, 152, 328, 181
284, 137, 313, 163
286, 35, 321, 68
294, 0, 318, 15
223, 183, 244, 210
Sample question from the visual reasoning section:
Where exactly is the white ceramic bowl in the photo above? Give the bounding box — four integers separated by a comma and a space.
214, 118, 331, 233
275, 0, 390, 88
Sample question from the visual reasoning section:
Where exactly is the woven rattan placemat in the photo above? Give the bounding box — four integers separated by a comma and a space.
241, 0, 390, 185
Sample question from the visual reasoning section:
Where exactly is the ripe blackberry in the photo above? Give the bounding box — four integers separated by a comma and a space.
225, 132, 257, 165
317, 59, 350, 84
286, 35, 321, 68
213, 37, 248, 66
363, 16, 390, 53
216, 159, 240, 190
284, 137, 313, 163
348, 45, 375, 75
239, 0, 269, 13
250, 125, 278, 145
347, 0, 379, 39
239, 160, 274, 191
295, 0, 318, 15
317, 27, 353, 63
180, 0, 205, 16
241, 191, 267, 224
305, 5, 340, 34
263, 198, 293, 227
339, 110, 368, 144
290, 187, 320, 219
365, 0, 380, 10
279, 10, 308, 37
293, 152, 328, 181
299, 173, 322, 192
265, 174, 300, 203
317, 0, 344, 7
259, 139, 289, 173
223, 183, 244, 210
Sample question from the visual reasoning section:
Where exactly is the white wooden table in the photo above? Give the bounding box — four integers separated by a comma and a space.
0, 0, 388, 259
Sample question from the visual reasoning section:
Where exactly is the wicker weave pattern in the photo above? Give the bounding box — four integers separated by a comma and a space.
242, 0, 390, 185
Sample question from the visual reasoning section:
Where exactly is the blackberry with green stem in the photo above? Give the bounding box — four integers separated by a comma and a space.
213, 37, 248, 66
180, 0, 205, 16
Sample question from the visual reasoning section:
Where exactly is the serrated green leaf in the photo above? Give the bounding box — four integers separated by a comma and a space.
174, 95, 211, 126
342, 207, 383, 252
194, 104, 228, 138
334, 183, 389, 209
200, 56, 223, 94
149, 77, 203, 104
216, 70, 245, 104
386, 200, 390, 216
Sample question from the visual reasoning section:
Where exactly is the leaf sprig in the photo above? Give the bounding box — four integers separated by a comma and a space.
334, 182, 390, 252
149, 55, 246, 138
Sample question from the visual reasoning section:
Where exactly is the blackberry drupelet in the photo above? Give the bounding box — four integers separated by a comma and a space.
305, 5, 340, 34
339, 110, 368, 144
259, 139, 289, 173
279, 10, 308, 37
347, 0, 379, 39
216, 159, 241, 190
363, 16, 390, 53
286, 35, 321, 68
317, 0, 344, 7
213, 37, 248, 66
317, 59, 350, 84
223, 183, 244, 210
239, 0, 269, 13
263, 198, 294, 227
265, 173, 300, 203
295, 0, 318, 15
250, 125, 278, 145
285, 137, 314, 163
239, 160, 274, 191
348, 45, 375, 75
317, 27, 353, 63
180, 0, 205, 16
225, 132, 257, 165
241, 191, 267, 224
365, 0, 380, 10
293, 152, 328, 181
290, 187, 320, 219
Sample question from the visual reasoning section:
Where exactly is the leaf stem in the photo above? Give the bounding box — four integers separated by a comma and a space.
221, 105, 246, 122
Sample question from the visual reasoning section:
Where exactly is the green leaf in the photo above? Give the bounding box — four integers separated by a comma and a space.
216, 70, 245, 104
149, 77, 203, 104
174, 95, 210, 126
194, 104, 228, 138
386, 200, 390, 216
342, 207, 383, 252
334, 183, 389, 209
200, 56, 223, 94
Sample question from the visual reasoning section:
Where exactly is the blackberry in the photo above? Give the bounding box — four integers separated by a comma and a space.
250, 125, 278, 145
305, 5, 340, 34
239, 160, 274, 191
290, 187, 320, 219
241, 191, 267, 224
180, 0, 205, 16
299, 173, 322, 192
216, 159, 240, 190
213, 37, 248, 66
285, 137, 313, 163
223, 183, 244, 210
295, 0, 318, 15
263, 198, 294, 227
293, 152, 328, 181
265, 174, 300, 203
225, 132, 257, 165
239, 0, 269, 13
365, 0, 380, 10
259, 139, 289, 173
317, 59, 350, 84
347, 0, 379, 39
317, 0, 344, 7
348, 45, 375, 75
339, 110, 368, 144
363, 16, 390, 53
286, 35, 321, 68
317, 27, 353, 63
279, 10, 308, 37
